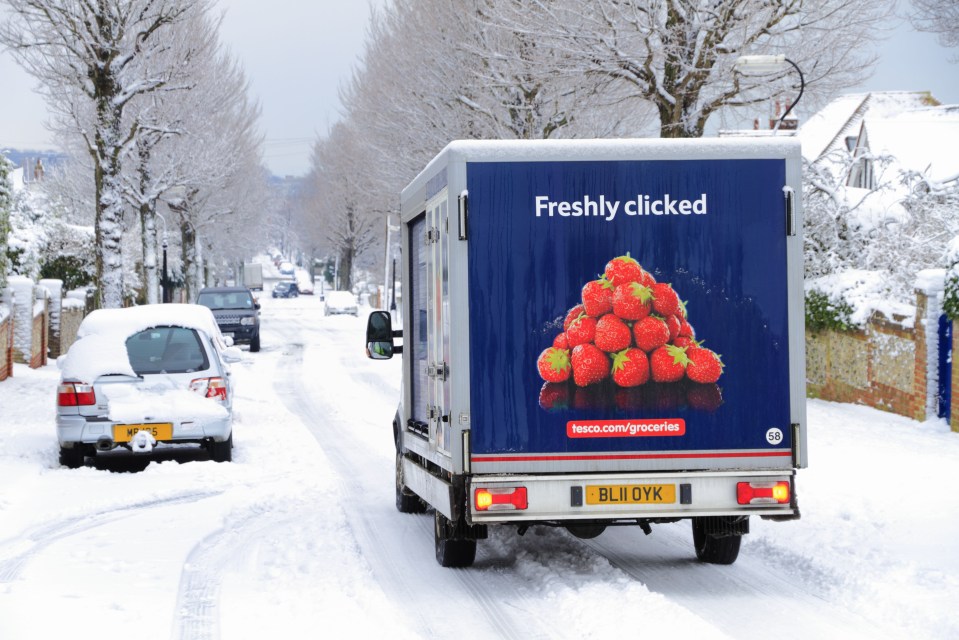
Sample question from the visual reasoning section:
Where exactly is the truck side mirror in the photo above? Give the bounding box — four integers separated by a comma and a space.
366, 311, 400, 359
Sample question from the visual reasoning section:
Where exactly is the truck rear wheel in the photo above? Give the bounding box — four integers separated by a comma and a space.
434, 511, 476, 568
692, 517, 742, 564
395, 452, 426, 513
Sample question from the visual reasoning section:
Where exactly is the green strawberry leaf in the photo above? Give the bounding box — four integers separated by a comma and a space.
665, 344, 691, 367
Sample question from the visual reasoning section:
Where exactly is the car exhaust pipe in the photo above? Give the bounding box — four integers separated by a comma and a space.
96, 436, 115, 451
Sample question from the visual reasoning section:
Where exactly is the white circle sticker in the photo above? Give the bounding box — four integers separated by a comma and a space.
766, 428, 784, 445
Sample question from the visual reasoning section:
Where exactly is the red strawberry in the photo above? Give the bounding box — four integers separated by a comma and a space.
611, 348, 650, 387
582, 276, 614, 317
571, 344, 610, 387
651, 283, 681, 317
665, 314, 681, 342
553, 333, 569, 349
686, 347, 724, 384
638, 268, 657, 288
564, 304, 585, 331
537, 347, 571, 383
566, 315, 597, 347
633, 315, 670, 352
678, 317, 695, 339
604, 253, 644, 286
539, 382, 571, 411
673, 336, 700, 349
612, 282, 652, 321
649, 344, 690, 383
594, 314, 632, 353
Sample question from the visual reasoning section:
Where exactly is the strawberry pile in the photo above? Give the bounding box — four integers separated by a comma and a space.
537, 253, 724, 390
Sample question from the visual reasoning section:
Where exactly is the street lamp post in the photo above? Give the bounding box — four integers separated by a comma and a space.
733, 54, 805, 133
156, 212, 170, 303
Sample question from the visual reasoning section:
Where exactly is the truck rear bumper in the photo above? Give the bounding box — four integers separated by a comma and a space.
466, 469, 798, 524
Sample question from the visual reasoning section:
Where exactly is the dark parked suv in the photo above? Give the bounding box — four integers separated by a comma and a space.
197, 286, 261, 352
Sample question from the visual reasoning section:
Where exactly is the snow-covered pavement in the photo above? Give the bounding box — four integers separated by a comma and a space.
1, 292, 957, 639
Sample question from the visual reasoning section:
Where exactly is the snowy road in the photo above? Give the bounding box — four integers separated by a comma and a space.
1, 292, 957, 639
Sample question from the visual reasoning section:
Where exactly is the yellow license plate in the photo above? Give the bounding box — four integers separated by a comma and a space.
586, 484, 676, 505
113, 423, 173, 442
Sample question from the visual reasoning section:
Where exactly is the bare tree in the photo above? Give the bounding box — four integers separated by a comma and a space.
308, 123, 381, 292
509, 0, 895, 138
910, 0, 959, 61
1, 0, 212, 307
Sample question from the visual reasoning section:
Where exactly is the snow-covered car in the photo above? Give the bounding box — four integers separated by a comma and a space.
294, 269, 314, 294
55, 304, 243, 468
324, 291, 358, 316
278, 261, 295, 275
272, 281, 299, 298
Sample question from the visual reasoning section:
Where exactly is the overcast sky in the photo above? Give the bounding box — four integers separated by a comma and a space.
1, 1, 957, 178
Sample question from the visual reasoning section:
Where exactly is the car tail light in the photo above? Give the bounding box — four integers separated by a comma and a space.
190, 377, 228, 402
475, 487, 528, 511
57, 383, 96, 406
737, 481, 790, 505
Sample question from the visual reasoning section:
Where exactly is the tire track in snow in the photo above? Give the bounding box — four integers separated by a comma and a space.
271, 321, 535, 640
0, 490, 223, 583
171, 505, 298, 640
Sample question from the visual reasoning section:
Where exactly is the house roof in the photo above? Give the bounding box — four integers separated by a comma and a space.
859, 106, 959, 183
798, 91, 940, 163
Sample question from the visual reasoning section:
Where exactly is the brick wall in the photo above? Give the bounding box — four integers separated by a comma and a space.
30, 298, 48, 369
58, 303, 85, 356
806, 297, 926, 420
0, 309, 12, 381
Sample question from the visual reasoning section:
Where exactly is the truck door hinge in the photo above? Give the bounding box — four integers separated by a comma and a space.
783, 186, 797, 237
425, 228, 439, 244
427, 405, 440, 420
428, 362, 449, 381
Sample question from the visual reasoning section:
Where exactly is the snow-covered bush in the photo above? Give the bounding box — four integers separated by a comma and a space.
943, 237, 959, 321
0, 155, 12, 290
803, 145, 959, 323
805, 270, 915, 331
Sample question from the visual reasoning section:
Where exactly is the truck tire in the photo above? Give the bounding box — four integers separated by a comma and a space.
692, 517, 742, 564
250, 334, 261, 352
434, 511, 476, 568
395, 451, 426, 513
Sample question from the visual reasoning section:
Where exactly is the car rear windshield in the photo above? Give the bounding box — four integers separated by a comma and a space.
126, 327, 210, 374
197, 291, 255, 310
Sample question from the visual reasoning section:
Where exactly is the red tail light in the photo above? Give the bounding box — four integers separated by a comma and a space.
190, 377, 228, 401
475, 487, 528, 511
737, 481, 790, 505
58, 383, 96, 406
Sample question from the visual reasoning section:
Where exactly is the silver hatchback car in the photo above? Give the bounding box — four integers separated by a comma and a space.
56, 304, 242, 468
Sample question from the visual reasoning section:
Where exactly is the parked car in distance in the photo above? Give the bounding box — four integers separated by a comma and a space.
324, 291, 359, 316
55, 304, 242, 468
272, 281, 299, 298
279, 261, 295, 275
196, 286, 261, 352
295, 269, 314, 295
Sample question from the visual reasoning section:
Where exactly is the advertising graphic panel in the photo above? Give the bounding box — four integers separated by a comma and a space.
466, 159, 791, 456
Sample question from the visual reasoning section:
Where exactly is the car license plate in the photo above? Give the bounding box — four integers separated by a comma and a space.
113, 423, 173, 442
586, 484, 676, 505
222, 332, 234, 338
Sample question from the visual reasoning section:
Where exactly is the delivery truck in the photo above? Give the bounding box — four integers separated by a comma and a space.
242, 263, 263, 291
365, 138, 806, 567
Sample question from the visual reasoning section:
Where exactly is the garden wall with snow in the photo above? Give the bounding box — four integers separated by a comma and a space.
806, 269, 958, 431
